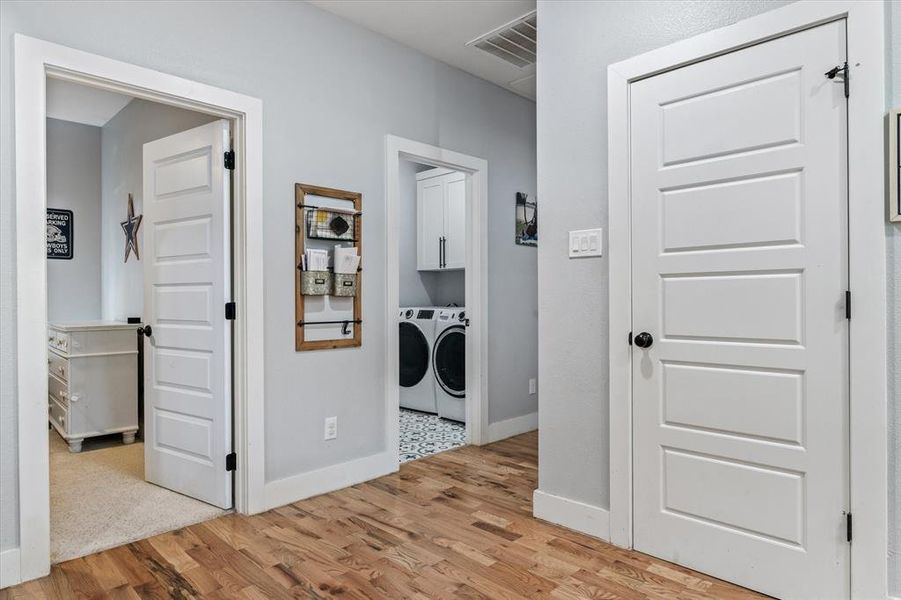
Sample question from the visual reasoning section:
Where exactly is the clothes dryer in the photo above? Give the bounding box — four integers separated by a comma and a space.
399, 307, 438, 413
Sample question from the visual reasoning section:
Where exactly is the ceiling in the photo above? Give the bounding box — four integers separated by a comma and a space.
46, 78, 134, 127
308, 0, 536, 100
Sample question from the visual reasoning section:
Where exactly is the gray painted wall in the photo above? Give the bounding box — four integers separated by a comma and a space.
399, 160, 465, 308
46, 118, 102, 322
536, 0, 899, 593
0, 0, 537, 551
100, 98, 216, 322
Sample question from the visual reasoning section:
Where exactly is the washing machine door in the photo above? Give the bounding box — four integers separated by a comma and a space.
399, 322, 430, 388
433, 326, 465, 398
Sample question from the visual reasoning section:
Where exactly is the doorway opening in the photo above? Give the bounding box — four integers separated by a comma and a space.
13, 34, 266, 584
385, 136, 489, 465
397, 162, 467, 462
44, 78, 233, 562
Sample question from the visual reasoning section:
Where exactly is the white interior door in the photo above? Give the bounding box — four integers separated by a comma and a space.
417, 176, 444, 271
630, 22, 848, 599
142, 119, 233, 509
443, 172, 466, 270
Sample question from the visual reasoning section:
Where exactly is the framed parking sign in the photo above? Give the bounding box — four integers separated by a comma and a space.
46, 208, 73, 259
889, 108, 901, 222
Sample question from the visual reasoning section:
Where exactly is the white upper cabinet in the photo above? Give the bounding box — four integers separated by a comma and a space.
417, 168, 466, 271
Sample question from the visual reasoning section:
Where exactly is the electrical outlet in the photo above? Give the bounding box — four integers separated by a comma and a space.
529, 378, 537, 395
324, 416, 337, 440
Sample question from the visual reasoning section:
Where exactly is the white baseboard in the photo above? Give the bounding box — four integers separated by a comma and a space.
487, 411, 538, 443
262, 450, 397, 511
533, 489, 610, 542
0, 548, 21, 589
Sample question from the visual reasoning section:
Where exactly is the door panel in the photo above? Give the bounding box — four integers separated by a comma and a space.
662, 449, 805, 545
660, 69, 802, 166
630, 21, 848, 599
417, 177, 444, 270
662, 272, 803, 343
143, 120, 233, 509
444, 173, 466, 269
661, 171, 802, 252
662, 362, 804, 444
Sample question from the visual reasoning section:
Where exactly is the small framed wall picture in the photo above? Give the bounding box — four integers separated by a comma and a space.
46, 208, 73, 259
889, 108, 901, 222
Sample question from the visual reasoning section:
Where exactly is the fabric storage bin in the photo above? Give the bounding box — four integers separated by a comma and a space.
300, 271, 332, 295
332, 272, 358, 297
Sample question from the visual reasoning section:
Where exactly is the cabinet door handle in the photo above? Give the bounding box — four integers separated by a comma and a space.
441, 237, 446, 268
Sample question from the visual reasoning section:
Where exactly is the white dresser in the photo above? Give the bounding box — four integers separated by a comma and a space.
48, 321, 139, 452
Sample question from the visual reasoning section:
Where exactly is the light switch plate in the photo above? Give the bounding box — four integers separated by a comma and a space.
569, 228, 603, 258
324, 416, 337, 440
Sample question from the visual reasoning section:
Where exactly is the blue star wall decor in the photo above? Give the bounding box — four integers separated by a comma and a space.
121, 193, 143, 262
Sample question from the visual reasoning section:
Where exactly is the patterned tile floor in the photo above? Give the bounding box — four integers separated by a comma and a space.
399, 408, 466, 462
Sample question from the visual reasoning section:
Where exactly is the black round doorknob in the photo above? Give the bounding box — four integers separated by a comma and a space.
634, 331, 653, 348
139, 325, 152, 337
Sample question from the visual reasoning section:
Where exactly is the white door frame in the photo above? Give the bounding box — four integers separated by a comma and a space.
607, 2, 887, 598
12, 35, 267, 585
384, 135, 489, 452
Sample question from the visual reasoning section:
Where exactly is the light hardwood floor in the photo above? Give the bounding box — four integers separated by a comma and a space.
2, 432, 764, 599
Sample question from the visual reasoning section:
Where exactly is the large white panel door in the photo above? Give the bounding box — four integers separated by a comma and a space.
443, 172, 466, 270
630, 22, 848, 599
142, 120, 233, 509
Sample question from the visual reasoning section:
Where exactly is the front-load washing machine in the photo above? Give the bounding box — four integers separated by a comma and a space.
399, 307, 438, 413
433, 307, 466, 422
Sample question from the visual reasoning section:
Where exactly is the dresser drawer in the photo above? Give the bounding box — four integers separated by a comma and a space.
48, 329, 70, 355
49, 394, 67, 433
48, 373, 70, 405
48, 351, 69, 382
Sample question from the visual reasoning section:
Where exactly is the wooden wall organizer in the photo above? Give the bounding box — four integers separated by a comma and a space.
295, 183, 362, 351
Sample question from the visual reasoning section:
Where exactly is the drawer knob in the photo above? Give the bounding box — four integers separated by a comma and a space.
70, 394, 80, 402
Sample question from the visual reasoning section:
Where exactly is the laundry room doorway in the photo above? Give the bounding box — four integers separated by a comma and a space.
385, 136, 489, 463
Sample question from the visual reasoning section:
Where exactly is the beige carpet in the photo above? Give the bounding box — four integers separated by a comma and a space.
50, 429, 226, 563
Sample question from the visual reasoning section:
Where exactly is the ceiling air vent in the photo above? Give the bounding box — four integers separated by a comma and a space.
467, 10, 536, 69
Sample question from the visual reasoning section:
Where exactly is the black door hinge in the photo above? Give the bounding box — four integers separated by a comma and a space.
224, 149, 235, 170
846, 512, 852, 542
225, 301, 236, 320
845, 290, 851, 320
825, 61, 849, 98
226, 452, 236, 471
628, 331, 633, 346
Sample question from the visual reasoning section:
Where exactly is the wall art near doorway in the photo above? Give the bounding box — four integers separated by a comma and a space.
46, 208, 73, 259
120, 193, 142, 262
515, 192, 537, 246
